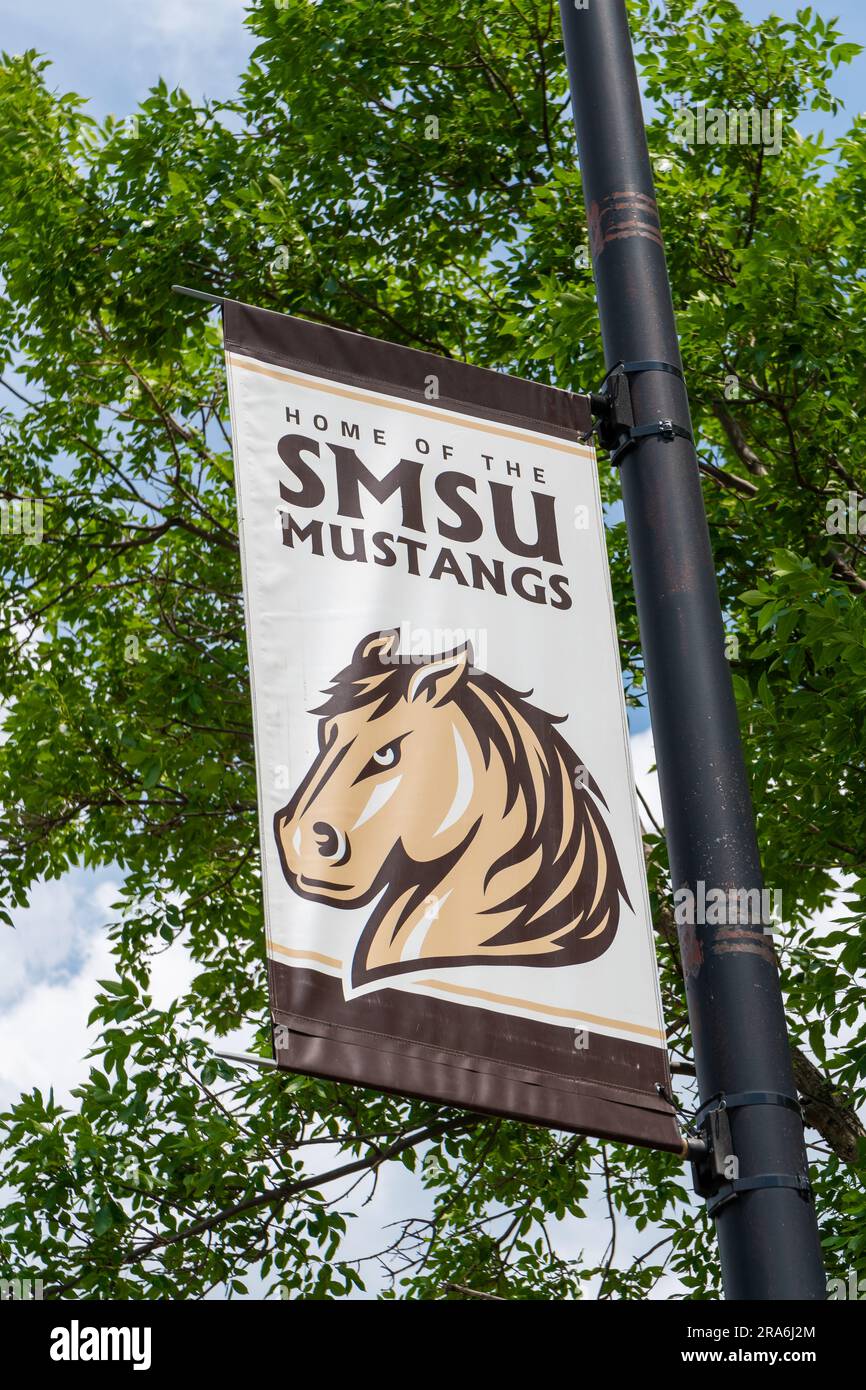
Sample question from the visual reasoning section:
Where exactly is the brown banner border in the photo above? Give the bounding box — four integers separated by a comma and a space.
222, 298, 592, 442
271, 964, 681, 1153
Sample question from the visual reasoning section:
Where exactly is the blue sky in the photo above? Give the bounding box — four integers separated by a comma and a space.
1, 0, 859, 1298
0, 0, 864, 133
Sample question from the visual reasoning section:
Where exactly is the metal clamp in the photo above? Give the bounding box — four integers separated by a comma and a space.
706, 1171, 813, 1219
689, 1090, 812, 1217
694, 1089, 803, 1126
609, 418, 693, 467
590, 359, 693, 465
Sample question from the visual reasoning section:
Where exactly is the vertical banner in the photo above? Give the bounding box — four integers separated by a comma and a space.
223, 299, 680, 1151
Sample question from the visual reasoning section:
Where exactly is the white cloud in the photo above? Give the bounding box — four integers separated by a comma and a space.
0, 0, 256, 118
0, 869, 198, 1110
0, 906, 114, 1109
0, 873, 118, 1010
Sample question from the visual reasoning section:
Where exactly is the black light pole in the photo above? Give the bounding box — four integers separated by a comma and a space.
558, 0, 825, 1299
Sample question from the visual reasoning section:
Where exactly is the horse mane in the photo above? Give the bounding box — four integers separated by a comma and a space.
312, 630, 629, 972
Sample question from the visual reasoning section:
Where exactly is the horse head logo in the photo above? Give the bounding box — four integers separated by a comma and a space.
275, 629, 630, 990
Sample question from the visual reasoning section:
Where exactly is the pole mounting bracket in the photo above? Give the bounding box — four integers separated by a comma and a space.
589, 359, 693, 465
688, 1102, 735, 1200
689, 1090, 813, 1217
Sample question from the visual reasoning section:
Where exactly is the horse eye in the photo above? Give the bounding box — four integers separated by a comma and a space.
355, 735, 406, 784
373, 741, 400, 768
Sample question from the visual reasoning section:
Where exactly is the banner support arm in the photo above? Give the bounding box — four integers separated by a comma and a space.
171, 284, 225, 306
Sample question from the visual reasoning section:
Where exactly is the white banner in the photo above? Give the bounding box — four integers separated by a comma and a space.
223, 299, 677, 1148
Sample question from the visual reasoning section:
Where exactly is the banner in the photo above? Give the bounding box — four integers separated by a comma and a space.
223, 298, 680, 1151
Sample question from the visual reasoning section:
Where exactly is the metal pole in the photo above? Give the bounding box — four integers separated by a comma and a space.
557, 0, 825, 1299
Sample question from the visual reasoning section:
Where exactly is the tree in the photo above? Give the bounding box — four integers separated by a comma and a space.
0, 0, 864, 1299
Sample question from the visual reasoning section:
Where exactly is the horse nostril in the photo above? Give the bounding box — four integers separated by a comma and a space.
313, 821, 345, 861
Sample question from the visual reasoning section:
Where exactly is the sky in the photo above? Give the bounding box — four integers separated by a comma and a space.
0, 0, 864, 132
0, 0, 860, 1299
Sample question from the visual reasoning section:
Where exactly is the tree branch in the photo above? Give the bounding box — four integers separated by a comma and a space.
44, 1116, 467, 1297
712, 402, 769, 476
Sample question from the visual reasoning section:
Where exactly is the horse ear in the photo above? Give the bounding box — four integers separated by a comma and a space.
354, 629, 400, 666
408, 643, 472, 705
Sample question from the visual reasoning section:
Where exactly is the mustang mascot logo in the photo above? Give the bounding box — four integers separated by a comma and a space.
275, 630, 629, 990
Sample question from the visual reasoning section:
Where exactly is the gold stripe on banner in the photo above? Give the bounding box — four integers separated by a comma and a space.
226, 353, 592, 457
268, 946, 663, 1039
271, 943, 342, 970
415, 979, 666, 1040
